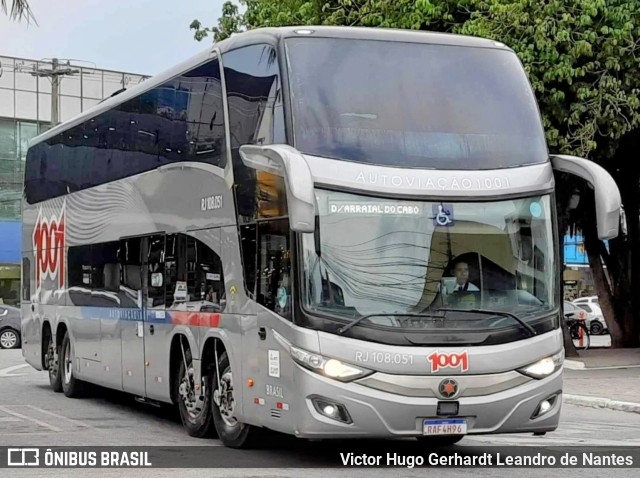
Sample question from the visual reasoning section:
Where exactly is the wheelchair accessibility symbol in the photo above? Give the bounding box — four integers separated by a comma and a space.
433, 204, 454, 227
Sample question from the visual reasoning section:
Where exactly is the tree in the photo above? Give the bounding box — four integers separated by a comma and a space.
192, 0, 640, 346
1, 0, 36, 22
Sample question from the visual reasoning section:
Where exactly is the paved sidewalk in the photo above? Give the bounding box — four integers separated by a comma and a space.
563, 348, 640, 414
566, 347, 640, 368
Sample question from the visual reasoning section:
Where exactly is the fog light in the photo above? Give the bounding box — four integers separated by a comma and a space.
531, 394, 558, 419
311, 396, 352, 424
539, 400, 552, 414
323, 405, 336, 416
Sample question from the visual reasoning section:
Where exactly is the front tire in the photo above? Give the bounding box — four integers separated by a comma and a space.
211, 352, 258, 448
60, 332, 84, 398
176, 348, 216, 438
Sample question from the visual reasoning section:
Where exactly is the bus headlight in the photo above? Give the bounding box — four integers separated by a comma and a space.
518, 350, 564, 379
290, 346, 372, 381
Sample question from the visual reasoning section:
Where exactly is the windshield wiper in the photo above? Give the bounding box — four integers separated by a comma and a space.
337, 312, 445, 335
441, 308, 537, 337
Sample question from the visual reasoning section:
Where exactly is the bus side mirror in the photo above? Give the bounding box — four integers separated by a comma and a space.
239, 144, 316, 233
551, 155, 621, 240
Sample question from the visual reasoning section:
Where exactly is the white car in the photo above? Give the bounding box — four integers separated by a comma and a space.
572, 298, 607, 335
573, 296, 599, 307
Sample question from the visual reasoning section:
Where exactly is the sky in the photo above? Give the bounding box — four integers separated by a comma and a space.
0, 0, 226, 75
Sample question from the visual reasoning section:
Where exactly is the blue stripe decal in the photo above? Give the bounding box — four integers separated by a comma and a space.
77, 307, 173, 324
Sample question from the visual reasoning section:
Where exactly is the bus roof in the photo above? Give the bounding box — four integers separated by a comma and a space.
29, 26, 510, 148
218, 25, 507, 51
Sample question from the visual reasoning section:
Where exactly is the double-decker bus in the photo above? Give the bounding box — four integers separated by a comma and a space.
21, 26, 621, 447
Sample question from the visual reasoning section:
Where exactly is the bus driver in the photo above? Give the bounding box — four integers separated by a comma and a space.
452, 261, 479, 292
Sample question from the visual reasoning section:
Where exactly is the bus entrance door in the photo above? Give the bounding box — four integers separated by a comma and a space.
119, 236, 147, 397
143, 234, 167, 401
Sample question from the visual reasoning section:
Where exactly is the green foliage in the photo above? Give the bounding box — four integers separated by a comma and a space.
192, 0, 640, 161
191, 2, 241, 42
456, 0, 640, 160
1, 0, 36, 23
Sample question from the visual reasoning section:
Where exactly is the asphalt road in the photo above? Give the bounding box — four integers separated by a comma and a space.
1, 349, 639, 477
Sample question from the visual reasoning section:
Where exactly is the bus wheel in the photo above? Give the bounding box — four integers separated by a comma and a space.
46, 333, 62, 393
60, 332, 84, 398
211, 352, 257, 448
416, 435, 464, 446
177, 348, 215, 438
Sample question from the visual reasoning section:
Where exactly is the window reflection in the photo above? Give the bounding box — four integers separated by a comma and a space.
25, 58, 226, 204
258, 220, 291, 320
65, 234, 225, 312
286, 38, 547, 169
222, 45, 288, 299
165, 234, 226, 312
223, 45, 286, 222
302, 190, 556, 329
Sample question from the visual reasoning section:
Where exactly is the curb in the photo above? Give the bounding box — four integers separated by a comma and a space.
564, 360, 640, 371
564, 394, 640, 414
564, 360, 585, 370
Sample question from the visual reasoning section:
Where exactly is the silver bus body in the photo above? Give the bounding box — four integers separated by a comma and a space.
21, 26, 620, 445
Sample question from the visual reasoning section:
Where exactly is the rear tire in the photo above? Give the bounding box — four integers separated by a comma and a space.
47, 333, 62, 393
211, 351, 259, 448
60, 332, 85, 398
416, 435, 464, 446
176, 348, 216, 438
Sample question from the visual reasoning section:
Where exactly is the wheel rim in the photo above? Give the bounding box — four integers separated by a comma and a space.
63, 340, 72, 383
47, 338, 58, 378
215, 370, 237, 427
0, 331, 17, 348
591, 324, 602, 334
178, 364, 203, 419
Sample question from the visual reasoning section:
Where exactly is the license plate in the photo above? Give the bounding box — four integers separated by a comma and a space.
423, 419, 467, 436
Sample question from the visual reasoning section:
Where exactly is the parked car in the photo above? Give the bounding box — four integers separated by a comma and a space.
564, 301, 587, 321
0, 304, 21, 349
573, 296, 599, 306
572, 299, 607, 335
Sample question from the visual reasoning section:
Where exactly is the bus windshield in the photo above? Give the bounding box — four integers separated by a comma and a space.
301, 190, 556, 331
286, 37, 548, 169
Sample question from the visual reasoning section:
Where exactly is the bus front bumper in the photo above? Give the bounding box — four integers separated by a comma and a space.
292, 366, 562, 439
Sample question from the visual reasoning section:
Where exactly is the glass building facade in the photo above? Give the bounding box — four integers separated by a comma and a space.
0, 55, 147, 304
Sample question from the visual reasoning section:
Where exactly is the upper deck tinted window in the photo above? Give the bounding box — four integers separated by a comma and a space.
222, 44, 287, 297
25, 58, 225, 204
223, 45, 287, 221
286, 38, 547, 170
